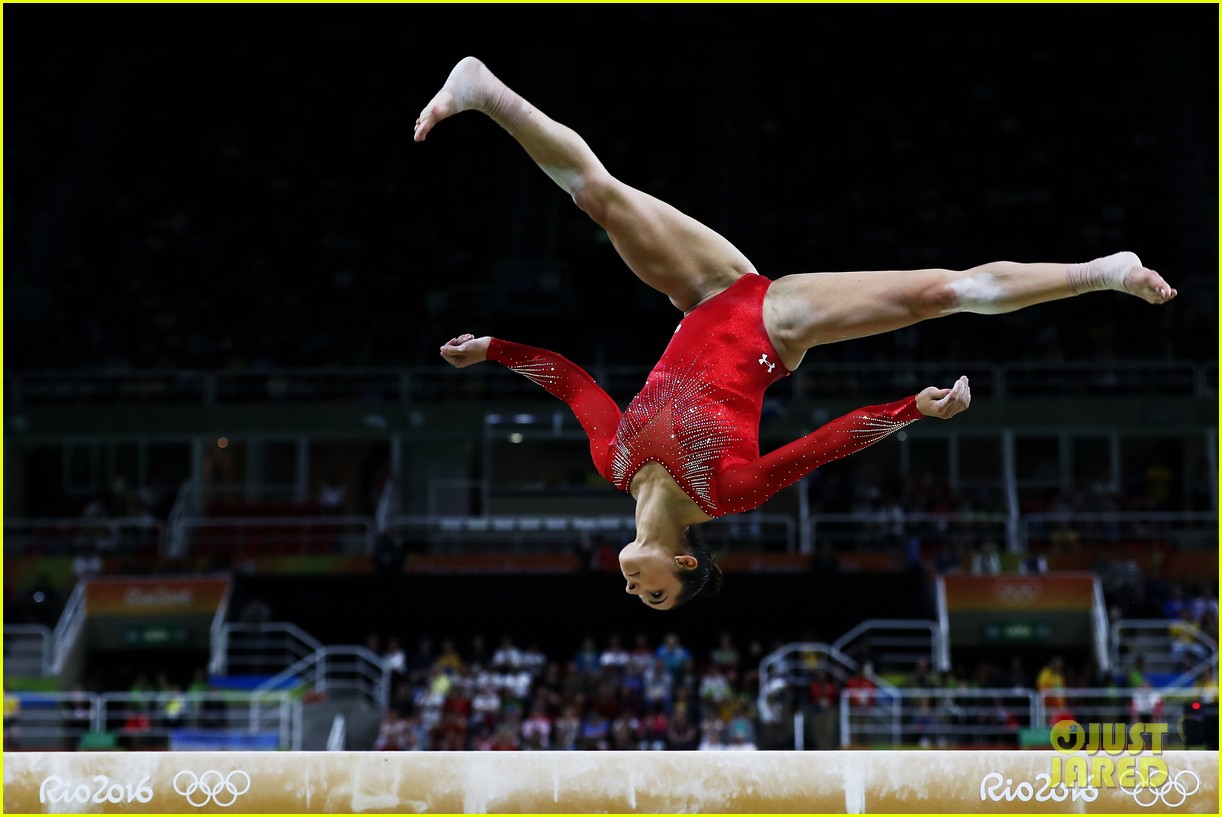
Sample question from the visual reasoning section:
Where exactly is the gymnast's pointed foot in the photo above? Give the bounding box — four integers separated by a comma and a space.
1068, 251, 1177, 304
415, 56, 503, 142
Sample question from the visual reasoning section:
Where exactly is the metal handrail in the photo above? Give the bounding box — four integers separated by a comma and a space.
1110, 618, 1220, 677
7, 359, 1215, 409
757, 641, 862, 723
178, 515, 376, 555
831, 619, 942, 674
49, 583, 86, 675
2, 625, 52, 676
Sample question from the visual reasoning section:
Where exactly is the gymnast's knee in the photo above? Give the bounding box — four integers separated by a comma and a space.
570, 171, 626, 224
913, 278, 964, 318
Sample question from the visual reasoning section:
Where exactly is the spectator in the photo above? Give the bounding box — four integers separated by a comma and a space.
697, 713, 727, 750
609, 712, 640, 750
1129, 679, 1164, 745
4, 685, 20, 749
492, 636, 522, 672
627, 633, 654, 676
469, 679, 501, 730
1036, 656, 1066, 701
407, 637, 436, 686
655, 632, 693, 684
238, 596, 271, 627
520, 701, 552, 749
383, 637, 407, 679
375, 712, 411, 750
640, 706, 668, 750
808, 669, 839, 750
552, 704, 581, 750
1003, 656, 1028, 690
726, 699, 758, 748
520, 641, 548, 678
908, 696, 936, 749
433, 639, 465, 675
724, 729, 759, 750
643, 658, 674, 712
914, 654, 938, 683
599, 634, 631, 678
709, 631, 741, 675
845, 662, 878, 709
970, 541, 1002, 575
390, 681, 414, 719
698, 666, 734, 718
468, 634, 490, 670
489, 721, 520, 751
1171, 608, 1209, 664
579, 711, 610, 750
573, 636, 602, 676
666, 707, 699, 749
1126, 656, 1150, 689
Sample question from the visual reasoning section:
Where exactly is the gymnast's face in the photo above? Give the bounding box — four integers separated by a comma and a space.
619, 541, 694, 611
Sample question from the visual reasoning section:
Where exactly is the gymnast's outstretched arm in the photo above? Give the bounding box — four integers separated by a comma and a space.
714, 377, 971, 516
440, 334, 622, 480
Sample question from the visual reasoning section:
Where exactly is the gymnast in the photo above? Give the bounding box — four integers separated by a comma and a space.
416, 57, 1178, 611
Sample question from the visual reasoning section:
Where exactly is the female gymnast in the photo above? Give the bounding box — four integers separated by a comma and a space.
415, 57, 1178, 611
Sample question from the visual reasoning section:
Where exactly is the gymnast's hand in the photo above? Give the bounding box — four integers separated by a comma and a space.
440, 334, 491, 368
916, 376, 971, 419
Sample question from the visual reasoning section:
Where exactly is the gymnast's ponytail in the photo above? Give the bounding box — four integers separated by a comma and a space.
674, 525, 722, 607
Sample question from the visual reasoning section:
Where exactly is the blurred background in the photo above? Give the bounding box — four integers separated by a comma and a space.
4, 4, 1217, 754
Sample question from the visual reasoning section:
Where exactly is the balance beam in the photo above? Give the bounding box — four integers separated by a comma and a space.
4, 750, 1217, 813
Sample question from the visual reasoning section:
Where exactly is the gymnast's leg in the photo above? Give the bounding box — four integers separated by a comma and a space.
763, 252, 1177, 370
415, 57, 752, 312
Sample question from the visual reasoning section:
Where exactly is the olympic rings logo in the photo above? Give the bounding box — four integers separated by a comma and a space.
1120, 769, 1200, 808
173, 770, 251, 808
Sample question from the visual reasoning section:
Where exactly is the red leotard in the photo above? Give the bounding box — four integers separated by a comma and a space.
487, 273, 923, 518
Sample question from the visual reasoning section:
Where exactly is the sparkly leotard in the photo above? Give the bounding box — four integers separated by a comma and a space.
487, 274, 923, 518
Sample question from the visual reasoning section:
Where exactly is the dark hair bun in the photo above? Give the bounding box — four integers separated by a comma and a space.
704, 562, 724, 598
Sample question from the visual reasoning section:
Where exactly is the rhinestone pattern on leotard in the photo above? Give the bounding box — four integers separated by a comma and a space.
486, 274, 925, 519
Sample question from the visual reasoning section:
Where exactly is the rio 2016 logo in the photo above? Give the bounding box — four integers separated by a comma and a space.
38, 775, 154, 806
173, 770, 251, 808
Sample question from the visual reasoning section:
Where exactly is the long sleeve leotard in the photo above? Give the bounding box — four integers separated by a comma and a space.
487, 338, 923, 519
485, 272, 924, 518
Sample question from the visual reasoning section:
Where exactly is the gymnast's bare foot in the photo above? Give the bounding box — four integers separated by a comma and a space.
1123, 263, 1178, 305
1068, 251, 1178, 304
414, 57, 498, 142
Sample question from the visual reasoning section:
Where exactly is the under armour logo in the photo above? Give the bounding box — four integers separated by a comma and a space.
758, 353, 775, 373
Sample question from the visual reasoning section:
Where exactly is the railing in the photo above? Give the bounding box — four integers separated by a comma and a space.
7, 359, 1215, 409
383, 512, 796, 554
757, 641, 863, 723
218, 622, 390, 712
255, 646, 390, 712
806, 512, 1009, 553
831, 619, 942, 677
840, 687, 1041, 749
167, 479, 201, 558
1111, 619, 1220, 679
1021, 512, 1218, 552
1, 690, 299, 751
3, 625, 51, 677
213, 622, 324, 679
5, 510, 1215, 562
327, 714, 347, 751
1036, 686, 1218, 731
49, 583, 86, 675
175, 515, 375, 557
2, 517, 165, 557
207, 584, 234, 676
